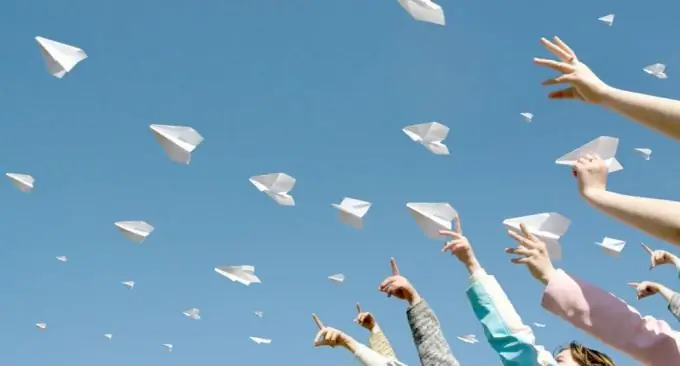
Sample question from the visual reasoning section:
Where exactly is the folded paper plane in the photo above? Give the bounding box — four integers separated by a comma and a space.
555, 136, 623, 173
35, 36, 87, 78
398, 0, 445, 25
215, 265, 261, 286
533, 322, 546, 328
249, 336, 271, 344
163, 344, 173, 352
520, 112, 533, 122
328, 273, 345, 283
122, 281, 135, 289
595, 237, 626, 256
183, 308, 200, 320
35, 322, 47, 330
331, 197, 371, 228
598, 14, 614, 26
104, 333, 113, 340
56, 256, 67, 262
150, 124, 204, 164
503, 212, 571, 259
254, 311, 264, 318
403, 122, 449, 155
644, 63, 667, 79
114, 221, 154, 243
634, 148, 652, 160
457, 334, 478, 344
6, 173, 34, 192
250, 173, 296, 206
406, 202, 457, 239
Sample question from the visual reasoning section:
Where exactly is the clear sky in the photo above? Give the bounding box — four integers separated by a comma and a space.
0, 0, 679, 365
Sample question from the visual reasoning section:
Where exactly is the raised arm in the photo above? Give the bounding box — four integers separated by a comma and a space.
379, 258, 459, 366
629, 281, 680, 322
354, 303, 398, 359
440, 226, 556, 366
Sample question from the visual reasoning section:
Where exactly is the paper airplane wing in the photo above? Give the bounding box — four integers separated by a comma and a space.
35, 36, 87, 78
422, 122, 449, 143
269, 173, 296, 194
402, 124, 426, 142
538, 212, 571, 237
399, 0, 445, 25
338, 210, 364, 229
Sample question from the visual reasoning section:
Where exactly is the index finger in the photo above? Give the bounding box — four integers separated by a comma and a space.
312, 313, 324, 329
439, 230, 461, 239
641, 243, 654, 255
356, 303, 362, 314
519, 223, 534, 239
627, 282, 640, 288
390, 257, 399, 275
553, 36, 576, 58
455, 215, 463, 234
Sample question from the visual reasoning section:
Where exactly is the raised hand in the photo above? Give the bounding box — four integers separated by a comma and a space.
573, 154, 608, 198
440, 215, 481, 274
312, 313, 351, 348
641, 243, 680, 269
378, 258, 421, 306
354, 303, 376, 331
505, 223, 557, 285
628, 281, 662, 300
534, 36, 610, 104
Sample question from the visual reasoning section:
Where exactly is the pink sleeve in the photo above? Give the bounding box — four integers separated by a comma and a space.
541, 269, 680, 365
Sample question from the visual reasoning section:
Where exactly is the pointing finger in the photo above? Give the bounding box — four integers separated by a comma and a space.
312, 313, 324, 330
627, 282, 640, 288
390, 257, 399, 275
356, 303, 362, 314
641, 243, 654, 255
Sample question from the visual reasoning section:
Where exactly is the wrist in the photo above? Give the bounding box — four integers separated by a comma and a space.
407, 293, 422, 307
342, 336, 358, 353
370, 324, 381, 334
582, 187, 609, 203
597, 84, 618, 107
464, 259, 482, 275
538, 267, 557, 286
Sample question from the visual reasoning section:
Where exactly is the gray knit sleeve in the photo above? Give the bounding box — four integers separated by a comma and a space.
406, 299, 459, 366
668, 292, 680, 321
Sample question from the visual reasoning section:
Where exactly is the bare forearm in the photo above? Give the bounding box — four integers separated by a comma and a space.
586, 190, 680, 245
601, 87, 680, 140
659, 285, 675, 303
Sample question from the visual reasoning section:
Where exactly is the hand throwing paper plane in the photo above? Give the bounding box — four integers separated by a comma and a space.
503, 212, 571, 259
149, 124, 204, 164
328, 273, 345, 283
598, 14, 614, 26
331, 197, 371, 229
6, 173, 34, 192
215, 265, 261, 286
122, 280, 135, 289
634, 148, 652, 160
595, 237, 626, 256
406, 202, 457, 239
183, 308, 201, 320
249, 336, 271, 344
402, 122, 450, 155
249, 173, 296, 206
398, 0, 445, 26
643, 63, 667, 79
35, 36, 87, 78
555, 136, 623, 173
520, 112, 533, 123
115, 221, 154, 243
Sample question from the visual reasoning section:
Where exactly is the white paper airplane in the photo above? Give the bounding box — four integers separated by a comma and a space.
104, 333, 113, 340
215, 265, 261, 286
634, 148, 652, 160
114, 221, 154, 243
35, 36, 87, 78
249, 336, 272, 344
456, 334, 478, 344
163, 343, 173, 352
520, 112, 533, 122
254, 311, 264, 318
331, 197, 371, 229
6, 173, 34, 192
398, 0, 445, 26
533, 322, 546, 328
503, 212, 571, 260
249, 173, 296, 206
406, 202, 457, 239
555, 136, 623, 173
328, 273, 345, 283
56, 256, 67, 262
35, 322, 47, 330
183, 308, 201, 320
402, 122, 449, 155
595, 237, 626, 256
149, 124, 204, 164
121, 280, 135, 289
644, 63, 667, 79
598, 14, 615, 26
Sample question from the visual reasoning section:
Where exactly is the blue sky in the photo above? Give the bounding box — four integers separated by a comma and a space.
1, 0, 679, 365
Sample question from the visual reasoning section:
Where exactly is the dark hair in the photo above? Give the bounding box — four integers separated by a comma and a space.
555, 341, 615, 365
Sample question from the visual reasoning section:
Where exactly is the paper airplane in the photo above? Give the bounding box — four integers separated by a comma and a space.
254, 311, 264, 318
331, 197, 371, 229
114, 221, 154, 243
555, 136, 623, 173
35, 36, 87, 78
634, 148, 652, 160
162, 344, 173, 352
402, 122, 449, 155
503, 212, 571, 259
215, 265, 261, 286
183, 308, 200, 320
6, 173, 34, 192
398, 0, 445, 26
533, 322, 546, 328
249, 173, 296, 206
328, 273, 345, 283
598, 14, 614, 26
149, 124, 204, 164
644, 63, 667, 79
406, 202, 457, 239
121, 281, 135, 289
457, 334, 478, 344
520, 112, 533, 122
595, 237, 626, 256
249, 336, 272, 344
104, 333, 113, 340
35, 322, 47, 330
56, 256, 67, 262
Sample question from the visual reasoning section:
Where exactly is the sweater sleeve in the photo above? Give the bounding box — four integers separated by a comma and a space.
368, 326, 398, 359
668, 293, 680, 322
406, 299, 459, 366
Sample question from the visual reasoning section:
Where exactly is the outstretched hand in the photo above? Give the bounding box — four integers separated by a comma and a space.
505, 223, 557, 285
641, 243, 679, 270
573, 154, 608, 198
627, 281, 663, 300
312, 313, 351, 348
378, 258, 421, 306
534, 36, 610, 104
354, 303, 376, 331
